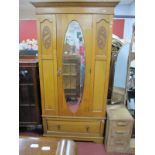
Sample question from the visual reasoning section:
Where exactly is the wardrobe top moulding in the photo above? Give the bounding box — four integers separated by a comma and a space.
31, 0, 120, 15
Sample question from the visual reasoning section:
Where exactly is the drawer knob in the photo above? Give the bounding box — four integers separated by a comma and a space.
115, 131, 127, 135
57, 68, 61, 76
117, 122, 127, 126
57, 125, 61, 130
115, 141, 124, 145
20, 70, 28, 76
86, 126, 90, 132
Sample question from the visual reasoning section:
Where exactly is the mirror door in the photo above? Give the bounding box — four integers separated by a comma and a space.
63, 21, 85, 112
57, 14, 93, 115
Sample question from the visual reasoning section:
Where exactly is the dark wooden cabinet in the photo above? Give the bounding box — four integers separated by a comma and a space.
19, 58, 42, 130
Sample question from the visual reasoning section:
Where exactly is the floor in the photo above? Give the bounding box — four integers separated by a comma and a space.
19, 131, 134, 155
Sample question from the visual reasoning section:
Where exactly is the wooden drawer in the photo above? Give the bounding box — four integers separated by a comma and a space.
105, 107, 133, 153
110, 129, 130, 138
109, 121, 132, 138
107, 136, 130, 153
46, 120, 101, 134
111, 120, 132, 131
106, 142, 129, 153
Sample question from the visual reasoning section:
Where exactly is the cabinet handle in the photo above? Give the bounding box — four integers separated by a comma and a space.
115, 141, 124, 145
57, 68, 61, 76
57, 125, 61, 130
115, 131, 127, 135
20, 70, 28, 76
117, 122, 128, 126
86, 126, 90, 132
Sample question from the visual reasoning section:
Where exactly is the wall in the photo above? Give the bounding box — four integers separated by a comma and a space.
19, 20, 124, 41
19, 0, 36, 19
113, 19, 124, 38
19, 20, 37, 42
113, 1, 135, 88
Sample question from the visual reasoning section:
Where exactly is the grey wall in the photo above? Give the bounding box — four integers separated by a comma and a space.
19, 0, 36, 19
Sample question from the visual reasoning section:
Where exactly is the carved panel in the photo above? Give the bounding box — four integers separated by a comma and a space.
42, 25, 51, 49
38, 15, 56, 57
96, 18, 109, 56
97, 26, 107, 50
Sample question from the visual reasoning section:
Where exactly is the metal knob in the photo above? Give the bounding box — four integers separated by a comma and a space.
57, 68, 61, 76
57, 125, 61, 130
20, 70, 28, 76
86, 126, 90, 132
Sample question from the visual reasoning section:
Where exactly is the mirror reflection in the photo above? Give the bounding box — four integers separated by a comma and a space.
63, 21, 85, 112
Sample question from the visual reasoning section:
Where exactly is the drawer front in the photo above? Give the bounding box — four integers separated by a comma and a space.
107, 142, 129, 153
46, 120, 101, 134
111, 120, 132, 132
111, 129, 130, 138
107, 137, 129, 153
19, 67, 33, 83
109, 120, 133, 138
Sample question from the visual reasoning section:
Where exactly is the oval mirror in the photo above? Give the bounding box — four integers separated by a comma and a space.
63, 21, 85, 113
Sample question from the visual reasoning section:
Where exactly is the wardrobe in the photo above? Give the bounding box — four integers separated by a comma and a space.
32, 0, 119, 143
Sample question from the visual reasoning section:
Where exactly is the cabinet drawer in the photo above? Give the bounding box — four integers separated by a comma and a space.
107, 137, 129, 153
19, 67, 33, 83
47, 120, 100, 134
111, 129, 130, 138
107, 142, 129, 153
111, 120, 132, 132
110, 121, 132, 137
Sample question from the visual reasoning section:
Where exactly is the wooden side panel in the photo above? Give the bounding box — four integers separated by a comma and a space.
37, 15, 58, 115
90, 14, 113, 117
93, 61, 106, 111
42, 60, 56, 110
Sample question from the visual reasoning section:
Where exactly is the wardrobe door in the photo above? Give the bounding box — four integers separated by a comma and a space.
90, 15, 113, 117
37, 15, 58, 116
57, 14, 93, 116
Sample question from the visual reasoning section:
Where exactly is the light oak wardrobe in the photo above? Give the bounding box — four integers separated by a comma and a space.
32, 0, 119, 143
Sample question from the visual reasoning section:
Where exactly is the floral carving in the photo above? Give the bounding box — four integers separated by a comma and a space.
42, 26, 51, 49
97, 26, 107, 49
